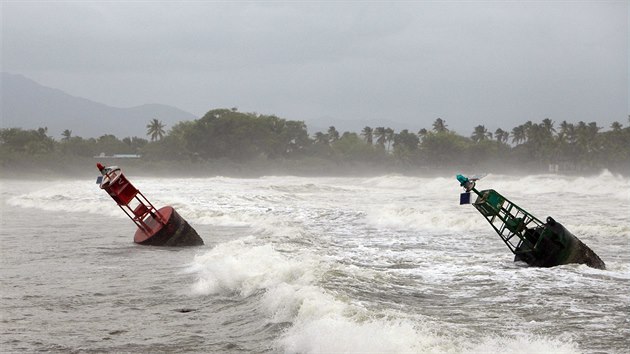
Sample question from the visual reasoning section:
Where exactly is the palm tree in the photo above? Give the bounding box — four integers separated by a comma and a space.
557, 120, 578, 144
565, 123, 576, 144
471, 125, 491, 142
511, 125, 526, 144
523, 120, 538, 142
558, 120, 569, 139
610, 122, 623, 132
385, 127, 394, 151
146, 119, 166, 141
327, 126, 340, 143
526, 123, 545, 145
417, 128, 428, 143
361, 126, 373, 145
575, 121, 588, 150
61, 129, 72, 142
587, 122, 600, 140
541, 118, 556, 135
494, 128, 508, 143
374, 127, 386, 147
432, 118, 448, 133
573, 121, 600, 156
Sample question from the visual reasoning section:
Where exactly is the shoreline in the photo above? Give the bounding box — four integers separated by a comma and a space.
2, 156, 626, 180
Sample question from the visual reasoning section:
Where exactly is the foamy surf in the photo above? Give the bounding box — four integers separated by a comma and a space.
3, 172, 628, 353
188, 238, 580, 353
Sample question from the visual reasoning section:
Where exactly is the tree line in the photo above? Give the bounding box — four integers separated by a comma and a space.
2, 108, 629, 174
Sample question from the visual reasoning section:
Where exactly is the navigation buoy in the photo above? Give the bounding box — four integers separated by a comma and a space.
96, 163, 203, 246
456, 174, 605, 269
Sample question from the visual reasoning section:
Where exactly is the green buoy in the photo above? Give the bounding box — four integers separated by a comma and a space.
456, 174, 605, 270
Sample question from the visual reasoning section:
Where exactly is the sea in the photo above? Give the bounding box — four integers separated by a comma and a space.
1, 171, 629, 353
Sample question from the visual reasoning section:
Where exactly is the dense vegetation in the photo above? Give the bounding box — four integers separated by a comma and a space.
2, 108, 629, 177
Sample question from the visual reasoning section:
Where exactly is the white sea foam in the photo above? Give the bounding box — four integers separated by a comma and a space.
486, 170, 630, 200
463, 334, 579, 354
280, 316, 440, 353
281, 318, 579, 354
365, 204, 485, 232
5, 180, 124, 218
188, 238, 580, 354
5, 172, 627, 230
188, 237, 317, 297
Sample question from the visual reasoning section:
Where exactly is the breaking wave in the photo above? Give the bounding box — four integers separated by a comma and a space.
187, 238, 580, 353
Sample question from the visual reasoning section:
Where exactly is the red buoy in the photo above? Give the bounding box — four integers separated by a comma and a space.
96, 163, 203, 246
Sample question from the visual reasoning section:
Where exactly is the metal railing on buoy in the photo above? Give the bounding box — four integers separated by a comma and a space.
96, 163, 204, 246
456, 174, 604, 269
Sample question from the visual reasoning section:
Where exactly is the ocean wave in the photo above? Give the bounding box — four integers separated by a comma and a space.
5, 180, 124, 218
187, 239, 580, 354
188, 237, 579, 353
365, 204, 485, 233
188, 238, 318, 297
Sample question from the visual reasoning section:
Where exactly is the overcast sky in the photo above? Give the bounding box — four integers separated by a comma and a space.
2, 1, 627, 134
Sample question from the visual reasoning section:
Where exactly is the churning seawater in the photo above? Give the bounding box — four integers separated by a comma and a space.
1, 172, 629, 353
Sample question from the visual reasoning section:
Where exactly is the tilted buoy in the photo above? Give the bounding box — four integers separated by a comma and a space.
96, 163, 203, 246
456, 174, 605, 269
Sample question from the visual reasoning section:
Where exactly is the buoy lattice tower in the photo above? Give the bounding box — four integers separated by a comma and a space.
456, 174, 604, 269
96, 163, 203, 246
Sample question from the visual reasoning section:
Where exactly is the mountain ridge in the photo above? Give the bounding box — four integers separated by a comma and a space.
0, 72, 198, 139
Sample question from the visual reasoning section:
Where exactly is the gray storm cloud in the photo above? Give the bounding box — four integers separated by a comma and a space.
2, 1, 627, 134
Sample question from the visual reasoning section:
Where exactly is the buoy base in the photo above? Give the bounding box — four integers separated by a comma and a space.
514, 220, 605, 270
134, 206, 204, 246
